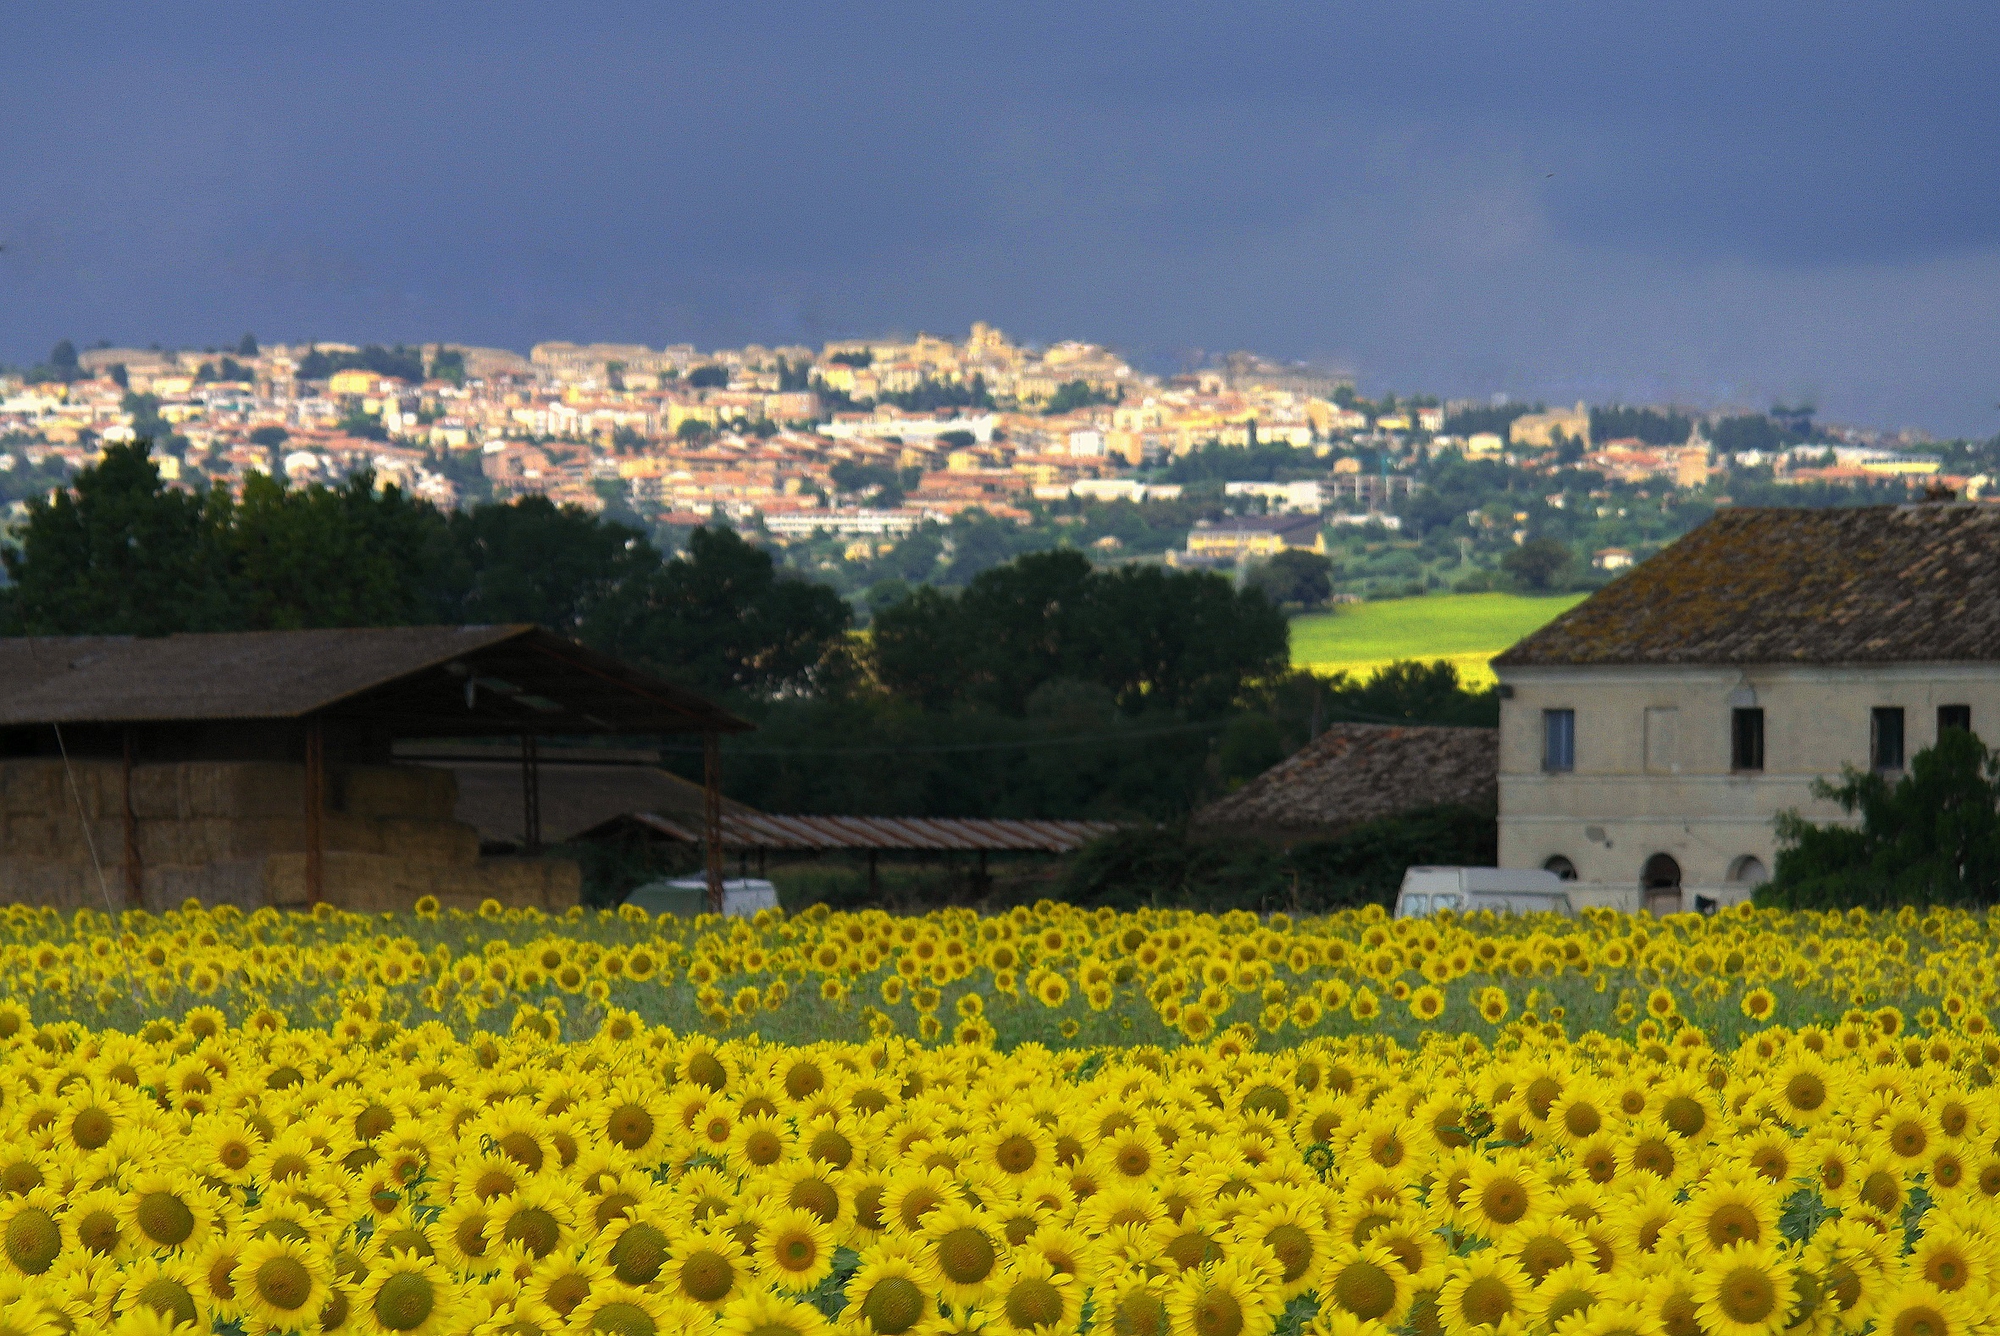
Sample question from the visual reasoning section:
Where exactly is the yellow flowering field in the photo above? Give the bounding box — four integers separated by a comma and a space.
0, 897, 1991, 1336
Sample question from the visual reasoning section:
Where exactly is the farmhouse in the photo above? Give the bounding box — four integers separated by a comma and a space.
1492, 503, 2000, 912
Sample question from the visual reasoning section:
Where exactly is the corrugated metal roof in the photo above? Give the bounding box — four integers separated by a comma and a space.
0, 625, 749, 735
619, 811, 1119, 853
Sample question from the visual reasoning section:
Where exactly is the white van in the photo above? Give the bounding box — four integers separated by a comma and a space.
1395, 866, 1574, 919
626, 877, 782, 918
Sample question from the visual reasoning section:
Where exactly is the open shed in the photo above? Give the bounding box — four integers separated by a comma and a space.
0, 626, 748, 913
583, 810, 1119, 896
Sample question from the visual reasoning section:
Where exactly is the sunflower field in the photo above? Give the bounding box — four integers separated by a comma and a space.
0, 896, 1992, 1336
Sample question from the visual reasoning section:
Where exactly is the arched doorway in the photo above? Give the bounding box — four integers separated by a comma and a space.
1543, 855, 1578, 882
1642, 853, 1682, 915
1728, 855, 1768, 887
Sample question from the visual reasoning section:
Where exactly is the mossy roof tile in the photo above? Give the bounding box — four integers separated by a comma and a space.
1494, 505, 2000, 667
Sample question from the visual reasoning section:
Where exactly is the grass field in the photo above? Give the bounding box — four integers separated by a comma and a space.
1290, 590, 1586, 686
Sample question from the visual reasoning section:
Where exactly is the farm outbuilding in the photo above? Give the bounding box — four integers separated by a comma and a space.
580, 811, 1118, 896
0, 626, 747, 913
1193, 722, 1498, 843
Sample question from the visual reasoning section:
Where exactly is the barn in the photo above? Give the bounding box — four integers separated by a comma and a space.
0, 625, 746, 912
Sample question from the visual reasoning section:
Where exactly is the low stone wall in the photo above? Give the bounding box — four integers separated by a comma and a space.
0, 759, 578, 913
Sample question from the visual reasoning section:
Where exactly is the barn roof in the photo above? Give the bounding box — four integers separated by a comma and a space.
1495, 505, 2000, 668
1194, 722, 1497, 839
0, 626, 748, 736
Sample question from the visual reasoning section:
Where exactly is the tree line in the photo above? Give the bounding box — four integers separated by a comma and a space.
0, 443, 1484, 823
0, 442, 852, 700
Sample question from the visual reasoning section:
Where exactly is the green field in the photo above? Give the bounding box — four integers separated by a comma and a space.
1290, 591, 1586, 686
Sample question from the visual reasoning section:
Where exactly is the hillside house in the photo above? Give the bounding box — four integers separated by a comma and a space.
1492, 504, 2000, 912
1182, 514, 1326, 562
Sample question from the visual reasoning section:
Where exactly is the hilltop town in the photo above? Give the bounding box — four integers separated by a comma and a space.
1, 326, 1986, 604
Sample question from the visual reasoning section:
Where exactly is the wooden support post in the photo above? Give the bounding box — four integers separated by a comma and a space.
703, 732, 724, 915
121, 731, 142, 909
304, 720, 325, 908
977, 848, 989, 898
867, 848, 879, 900
520, 734, 542, 855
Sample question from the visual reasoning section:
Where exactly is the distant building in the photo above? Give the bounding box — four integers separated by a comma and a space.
1223, 481, 1324, 513
1509, 402, 1591, 450
1182, 514, 1325, 562
1592, 547, 1634, 571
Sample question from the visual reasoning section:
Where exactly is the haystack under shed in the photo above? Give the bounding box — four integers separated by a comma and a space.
0, 626, 747, 913
1194, 722, 1498, 843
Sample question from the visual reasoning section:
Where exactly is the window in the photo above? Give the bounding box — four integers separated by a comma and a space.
1542, 709, 1575, 773
1872, 707, 1906, 770
1543, 855, 1578, 882
1940, 704, 1972, 735
1731, 708, 1765, 771
1644, 707, 1678, 773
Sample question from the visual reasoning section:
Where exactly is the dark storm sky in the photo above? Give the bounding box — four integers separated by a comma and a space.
4, 3, 1997, 434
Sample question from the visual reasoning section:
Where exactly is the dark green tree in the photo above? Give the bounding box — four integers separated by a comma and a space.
1248, 549, 1334, 609
441, 496, 658, 634
1760, 729, 2000, 909
871, 550, 1288, 718
686, 365, 730, 389
1043, 380, 1110, 415
429, 348, 466, 385
225, 472, 450, 630
121, 392, 167, 440
1323, 659, 1499, 727
1502, 537, 1573, 591
236, 332, 259, 357
583, 526, 851, 699
0, 442, 235, 635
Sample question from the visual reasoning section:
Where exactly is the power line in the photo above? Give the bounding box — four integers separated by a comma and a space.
655, 704, 1473, 758
659, 719, 1230, 757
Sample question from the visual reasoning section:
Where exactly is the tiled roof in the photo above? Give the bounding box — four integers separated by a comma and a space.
1495, 505, 2000, 668
1194, 722, 1497, 838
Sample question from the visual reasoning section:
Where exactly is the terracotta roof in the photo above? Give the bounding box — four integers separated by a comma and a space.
1194, 723, 1497, 839
1495, 505, 2000, 668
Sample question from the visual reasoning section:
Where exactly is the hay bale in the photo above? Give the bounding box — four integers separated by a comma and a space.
137, 818, 224, 868
128, 766, 189, 820
341, 767, 457, 821
0, 763, 62, 817
375, 819, 479, 866
0, 816, 66, 860
0, 858, 92, 910
142, 860, 265, 913
185, 764, 306, 819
